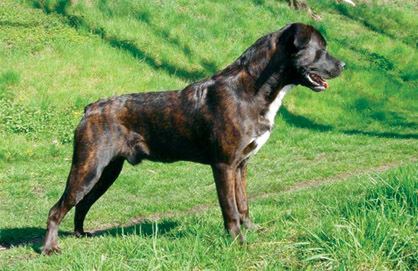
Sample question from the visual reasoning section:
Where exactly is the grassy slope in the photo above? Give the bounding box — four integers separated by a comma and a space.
0, 0, 417, 270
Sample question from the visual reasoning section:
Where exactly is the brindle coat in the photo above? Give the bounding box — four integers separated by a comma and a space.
42, 23, 344, 254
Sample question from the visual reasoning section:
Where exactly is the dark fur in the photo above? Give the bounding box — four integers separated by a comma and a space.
42, 23, 344, 254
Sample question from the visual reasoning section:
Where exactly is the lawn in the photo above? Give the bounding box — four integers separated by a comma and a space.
0, 0, 417, 270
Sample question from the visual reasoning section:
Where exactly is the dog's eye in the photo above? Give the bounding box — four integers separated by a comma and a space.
314, 50, 324, 61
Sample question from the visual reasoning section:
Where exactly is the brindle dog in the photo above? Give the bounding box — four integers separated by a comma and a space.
42, 23, 344, 254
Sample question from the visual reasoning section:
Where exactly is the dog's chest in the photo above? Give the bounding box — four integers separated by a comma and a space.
246, 85, 294, 158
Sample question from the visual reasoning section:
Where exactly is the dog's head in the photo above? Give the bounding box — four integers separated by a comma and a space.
282, 23, 345, 91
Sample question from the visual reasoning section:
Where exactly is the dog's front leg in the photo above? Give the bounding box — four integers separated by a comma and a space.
211, 163, 243, 243
235, 162, 258, 230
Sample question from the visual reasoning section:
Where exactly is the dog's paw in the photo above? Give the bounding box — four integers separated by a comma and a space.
74, 231, 94, 238
242, 219, 261, 231
42, 245, 61, 256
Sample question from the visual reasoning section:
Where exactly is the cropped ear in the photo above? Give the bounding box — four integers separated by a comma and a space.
293, 24, 312, 49
279, 23, 312, 50
243, 34, 276, 79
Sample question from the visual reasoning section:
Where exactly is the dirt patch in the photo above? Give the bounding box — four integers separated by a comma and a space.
253, 159, 409, 200
90, 158, 416, 233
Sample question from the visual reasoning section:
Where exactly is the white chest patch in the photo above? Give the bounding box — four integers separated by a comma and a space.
250, 84, 294, 156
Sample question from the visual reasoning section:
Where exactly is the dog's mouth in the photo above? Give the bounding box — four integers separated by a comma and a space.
305, 73, 329, 91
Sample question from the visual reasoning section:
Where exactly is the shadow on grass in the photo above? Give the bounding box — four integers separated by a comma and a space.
0, 219, 179, 253
30, 0, 210, 82
333, 38, 401, 79
280, 106, 333, 132
342, 129, 418, 139
105, 37, 207, 82
280, 106, 418, 139
0, 21, 42, 28
134, 10, 219, 75
332, 3, 402, 45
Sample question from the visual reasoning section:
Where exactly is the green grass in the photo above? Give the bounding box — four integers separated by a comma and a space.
295, 165, 417, 270
0, 0, 417, 270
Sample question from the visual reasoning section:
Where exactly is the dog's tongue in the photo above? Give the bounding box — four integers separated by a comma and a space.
317, 75, 329, 89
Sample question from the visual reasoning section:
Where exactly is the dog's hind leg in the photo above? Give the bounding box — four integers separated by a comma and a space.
74, 157, 124, 237
42, 146, 114, 255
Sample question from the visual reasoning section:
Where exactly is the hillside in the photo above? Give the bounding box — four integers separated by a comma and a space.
0, 0, 417, 270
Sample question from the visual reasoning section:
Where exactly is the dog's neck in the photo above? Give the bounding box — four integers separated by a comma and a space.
237, 59, 293, 110
220, 32, 293, 102
252, 65, 290, 98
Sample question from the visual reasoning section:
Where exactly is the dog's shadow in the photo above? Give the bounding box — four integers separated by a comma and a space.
0, 220, 179, 253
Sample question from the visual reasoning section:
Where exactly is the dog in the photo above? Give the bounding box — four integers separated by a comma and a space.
42, 23, 344, 254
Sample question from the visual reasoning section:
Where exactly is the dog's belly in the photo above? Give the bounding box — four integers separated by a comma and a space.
124, 129, 212, 164
148, 139, 211, 164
